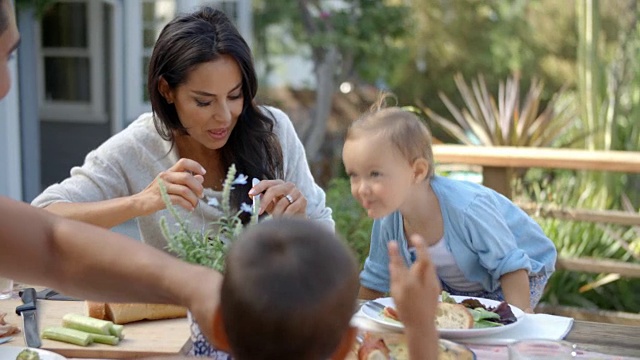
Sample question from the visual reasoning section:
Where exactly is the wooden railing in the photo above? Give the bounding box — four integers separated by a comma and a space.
433, 144, 640, 199
432, 144, 640, 323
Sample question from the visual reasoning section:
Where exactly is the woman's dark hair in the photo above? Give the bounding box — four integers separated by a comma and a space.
0, 0, 8, 34
148, 7, 283, 222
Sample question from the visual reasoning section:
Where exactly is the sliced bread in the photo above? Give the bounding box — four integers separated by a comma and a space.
435, 303, 474, 330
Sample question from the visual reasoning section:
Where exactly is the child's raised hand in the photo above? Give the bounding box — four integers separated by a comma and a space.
388, 235, 440, 329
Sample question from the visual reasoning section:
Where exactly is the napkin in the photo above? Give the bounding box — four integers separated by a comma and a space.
458, 313, 574, 345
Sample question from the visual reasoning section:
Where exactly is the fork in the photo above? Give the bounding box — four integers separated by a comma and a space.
362, 300, 386, 313
0, 336, 13, 344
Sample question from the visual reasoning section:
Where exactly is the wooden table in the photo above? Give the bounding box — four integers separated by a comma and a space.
3, 296, 638, 359
347, 319, 639, 359
564, 320, 640, 358
0, 297, 190, 359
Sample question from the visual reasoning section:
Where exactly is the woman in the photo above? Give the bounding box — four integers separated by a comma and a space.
32, 7, 333, 250
0, 0, 220, 343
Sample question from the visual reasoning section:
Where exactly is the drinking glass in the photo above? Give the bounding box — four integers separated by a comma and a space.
0, 277, 13, 300
509, 339, 578, 360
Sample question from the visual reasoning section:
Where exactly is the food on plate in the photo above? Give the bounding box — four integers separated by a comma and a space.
1, 311, 21, 339
434, 303, 474, 330
380, 291, 517, 330
41, 313, 123, 347
86, 301, 187, 324
381, 306, 399, 322
357, 333, 475, 360
358, 333, 391, 360
16, 349, 40, 360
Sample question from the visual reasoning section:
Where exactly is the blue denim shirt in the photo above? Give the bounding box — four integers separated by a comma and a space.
360, 176, 557, 293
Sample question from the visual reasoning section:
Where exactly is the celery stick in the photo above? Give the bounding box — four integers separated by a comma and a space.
63, 313, 113, 335
42, 326, 92, 346
109, 324, 125, 339
89, 333, 120, 345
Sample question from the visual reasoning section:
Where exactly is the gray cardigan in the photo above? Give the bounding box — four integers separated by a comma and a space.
32, 107, 334, 250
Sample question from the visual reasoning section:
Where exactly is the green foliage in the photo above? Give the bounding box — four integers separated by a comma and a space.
325, 177, 373, 268
14, 0, 55, 17
159, 164, 257, 273
516, 171, 640, 312
253, 0, 412, 84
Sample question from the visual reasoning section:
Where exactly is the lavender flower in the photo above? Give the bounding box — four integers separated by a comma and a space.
240, 203, 252, 214
232, 173, 248, 185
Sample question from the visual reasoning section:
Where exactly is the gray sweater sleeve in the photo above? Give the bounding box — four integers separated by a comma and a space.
266, 107, 335, 230
31, 113, 174, 208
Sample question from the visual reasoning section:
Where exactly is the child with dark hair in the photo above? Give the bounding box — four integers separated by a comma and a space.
213, 218, 359, 360
210, 218, 440, 360
343, 97, 557, 313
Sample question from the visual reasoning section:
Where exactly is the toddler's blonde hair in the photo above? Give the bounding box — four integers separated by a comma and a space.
346, 94, 435, 179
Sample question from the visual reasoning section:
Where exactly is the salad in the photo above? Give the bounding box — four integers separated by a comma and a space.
440, 291, 517, 328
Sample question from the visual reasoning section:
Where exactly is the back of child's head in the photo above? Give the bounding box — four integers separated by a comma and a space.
220, 218, 359, 360
346, 94, 435, 178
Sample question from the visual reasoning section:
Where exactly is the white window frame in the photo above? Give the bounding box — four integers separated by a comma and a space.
125, 0, 179, 122
123, 0, 251, 123
0, 55, 23, 199
36, 0, 107, 123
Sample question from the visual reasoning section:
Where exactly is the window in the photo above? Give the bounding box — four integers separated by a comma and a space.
123, 0, 249, 123
124, 0, 176, 121
37, 0, 107, 122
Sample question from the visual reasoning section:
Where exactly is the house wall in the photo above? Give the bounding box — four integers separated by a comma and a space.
20, 0, 254, 195
0, 56, 22, 200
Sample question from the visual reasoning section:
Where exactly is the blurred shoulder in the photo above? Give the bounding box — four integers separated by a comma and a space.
259, 106, 292, 128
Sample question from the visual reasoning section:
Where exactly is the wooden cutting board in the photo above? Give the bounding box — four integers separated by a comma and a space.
0, 298, 190, 359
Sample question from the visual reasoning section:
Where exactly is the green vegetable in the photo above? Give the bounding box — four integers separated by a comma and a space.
62, 313, 113, 335
441, 291, 457, 304
473, 319, 503, 328
109, 324, 125, 339
89, 333, 120, 345
16, 349, 40, 360
468, 307, 501, 322
42, 326, 92, 346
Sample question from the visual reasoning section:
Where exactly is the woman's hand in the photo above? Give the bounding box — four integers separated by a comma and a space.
134, 158, 206, 215
249, 179, 307, 217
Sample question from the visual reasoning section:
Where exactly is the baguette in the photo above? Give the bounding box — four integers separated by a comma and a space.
85, 301, 187, 324
434, 303, 474, 330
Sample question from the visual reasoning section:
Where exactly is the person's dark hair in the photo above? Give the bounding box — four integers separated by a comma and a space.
221, 219, 359, 360
0, 0, 8, 34
148, 6, 283, 221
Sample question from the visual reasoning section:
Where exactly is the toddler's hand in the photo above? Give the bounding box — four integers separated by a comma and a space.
388, 235, 440, 330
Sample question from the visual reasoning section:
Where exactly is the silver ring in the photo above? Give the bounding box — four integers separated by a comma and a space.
284, 194, 294, 204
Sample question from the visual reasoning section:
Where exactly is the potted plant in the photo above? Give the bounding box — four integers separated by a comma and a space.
159, 163, 259, 357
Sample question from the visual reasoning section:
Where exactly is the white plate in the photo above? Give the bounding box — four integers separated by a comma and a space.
0, 346, 68, 360
361, 295, 525, 339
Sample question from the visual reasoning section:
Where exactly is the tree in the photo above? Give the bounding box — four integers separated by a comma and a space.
253, 0, 412, 161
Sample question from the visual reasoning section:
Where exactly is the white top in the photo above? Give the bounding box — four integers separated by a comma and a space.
429, 237, 484, 292
32, 107, 334, 250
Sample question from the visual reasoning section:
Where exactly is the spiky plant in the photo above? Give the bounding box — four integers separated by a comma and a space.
159, 164, 258, 272
414, 73, 580, 148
